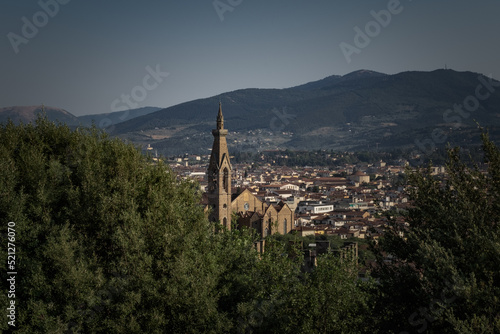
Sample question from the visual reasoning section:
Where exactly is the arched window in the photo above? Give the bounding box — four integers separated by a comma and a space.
265, 227, 269, 237
223, 168, 229, 193
284, 218, 287, 234
223, 217, 227, 228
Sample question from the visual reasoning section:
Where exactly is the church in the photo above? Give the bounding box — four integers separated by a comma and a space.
206, 104, 294, 236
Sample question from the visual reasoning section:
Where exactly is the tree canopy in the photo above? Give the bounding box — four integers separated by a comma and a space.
372, 132, 500, 333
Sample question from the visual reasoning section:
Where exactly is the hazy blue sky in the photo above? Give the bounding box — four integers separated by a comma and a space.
1, 0, 499, 116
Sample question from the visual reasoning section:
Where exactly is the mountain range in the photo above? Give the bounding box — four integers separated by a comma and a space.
0, 106, 161, 128
0, 106, 80, 126
2, 69, 500, 155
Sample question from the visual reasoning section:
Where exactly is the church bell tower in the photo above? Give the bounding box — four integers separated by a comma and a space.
207, 103, 232, 229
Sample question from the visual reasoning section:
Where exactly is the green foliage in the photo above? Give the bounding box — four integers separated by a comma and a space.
372, 132, 500, 333
240, 235, 376, 334
0, 119, 224, 333
231, 243, 375, 334
295, 255, 374, 334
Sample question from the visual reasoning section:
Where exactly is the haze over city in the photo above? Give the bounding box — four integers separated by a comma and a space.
1, 0, 499, 116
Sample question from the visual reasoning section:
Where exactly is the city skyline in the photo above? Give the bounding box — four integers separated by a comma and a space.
1, 0, 499, 116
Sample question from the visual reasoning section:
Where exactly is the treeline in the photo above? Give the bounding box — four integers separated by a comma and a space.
231, 147, 487, 167
232, 149, 399, 167
0, 118, 499, 333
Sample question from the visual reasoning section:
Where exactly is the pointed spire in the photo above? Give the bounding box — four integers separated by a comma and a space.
216, 102, 224, 130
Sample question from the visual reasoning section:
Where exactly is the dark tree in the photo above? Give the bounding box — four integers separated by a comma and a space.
372, 132, 500, 333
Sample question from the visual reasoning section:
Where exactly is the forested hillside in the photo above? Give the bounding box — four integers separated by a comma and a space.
109, 70, 500, 154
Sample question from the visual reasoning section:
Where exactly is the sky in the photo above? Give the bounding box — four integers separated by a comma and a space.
1, 0, 499, 116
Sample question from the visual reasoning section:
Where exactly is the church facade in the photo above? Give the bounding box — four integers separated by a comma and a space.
232, 189, 294, 237
206, 104, 294, 236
